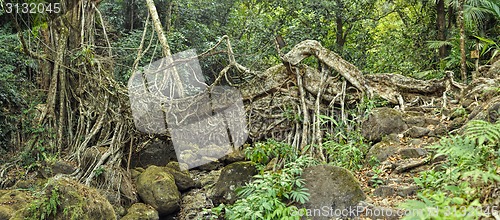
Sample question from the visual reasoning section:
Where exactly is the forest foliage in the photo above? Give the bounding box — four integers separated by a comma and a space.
0, 0, 500, 219
1, 0, 499, 153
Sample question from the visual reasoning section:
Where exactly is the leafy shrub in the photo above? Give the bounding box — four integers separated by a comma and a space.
244, 139, 299, 170
319, 111, 369, 171
0, 27, 29, 152
323, 140, 365, 170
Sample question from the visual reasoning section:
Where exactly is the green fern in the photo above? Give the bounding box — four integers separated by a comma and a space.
429, 136, 479, 166
464, 120, 500, 147
210, 144, 317, 220
403, 120, 500, 220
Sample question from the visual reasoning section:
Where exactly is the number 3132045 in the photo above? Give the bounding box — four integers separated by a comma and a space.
3, 3, 61, 14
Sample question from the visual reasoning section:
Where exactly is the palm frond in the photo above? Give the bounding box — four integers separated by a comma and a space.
477, 0, 500, 19
427, 40, 453, 49
464, 5, 490, 28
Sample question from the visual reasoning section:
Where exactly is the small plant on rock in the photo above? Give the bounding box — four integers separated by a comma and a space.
28, 185, 61, 220
208, 140, 318, 220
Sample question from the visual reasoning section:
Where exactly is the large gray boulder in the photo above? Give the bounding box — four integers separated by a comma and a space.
136, 165, 181, 216
362, 107, 407, 142
300, 165, 366, 219
210, 161, 257, 205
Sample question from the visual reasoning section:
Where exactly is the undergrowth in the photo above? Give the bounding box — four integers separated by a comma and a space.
319, 96, 380, 170
27, 185, 61, 220
207, 139, 318, 220
400, 120, 500, 219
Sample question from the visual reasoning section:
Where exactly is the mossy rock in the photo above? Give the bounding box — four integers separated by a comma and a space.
0, 189, 33, 220
300, 165, 366, 220
136, 165, 180, 216
11, 176, 116, 220
362, 107, 407, 142
210, 161, 257, 205
366, 140, 399, 163
121, 203, 159, 220
164, 162, 199, 191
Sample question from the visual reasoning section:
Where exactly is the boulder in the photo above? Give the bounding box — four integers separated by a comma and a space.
396, 185, 419, 197
449, 117, 466, 131
121, 203, 159, 220
136, 165, 180, 216
425, 118, 440, 125
403, 116, 426, 127
164, 162, 199, 191
11, 177, 116, 220
407, 138, 423, 147
131, 167, 143, 181
429, 124, 448, 136
40, 160, 77, 178
210, 161, 257, 205
362, 107, 407, 142
221, 149, 246, 164
300, 165, 366, 219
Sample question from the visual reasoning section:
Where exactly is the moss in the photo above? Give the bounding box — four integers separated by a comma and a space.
121, 203, 159, 220
136, 165, 180, 216
210, 161, 257, 204
0, 189, 32, 219
11, 177, 116, 220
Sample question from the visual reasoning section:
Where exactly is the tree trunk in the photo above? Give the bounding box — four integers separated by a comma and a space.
165, 1, 173, 33
335, 0, 345, 51
145, 0, 184, 97
125, 0, 136, 31
448, 6, 454, 29
437, 0, 447, 59
457, 0, 467, 82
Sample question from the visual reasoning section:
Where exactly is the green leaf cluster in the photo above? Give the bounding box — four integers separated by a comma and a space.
208, 140, 318, 220
28, 186, 61, 220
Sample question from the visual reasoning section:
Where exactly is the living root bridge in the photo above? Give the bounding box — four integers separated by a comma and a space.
239, 40, 464, 151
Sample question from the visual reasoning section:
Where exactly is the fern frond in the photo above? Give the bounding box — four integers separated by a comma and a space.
465, 120, 500, 146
